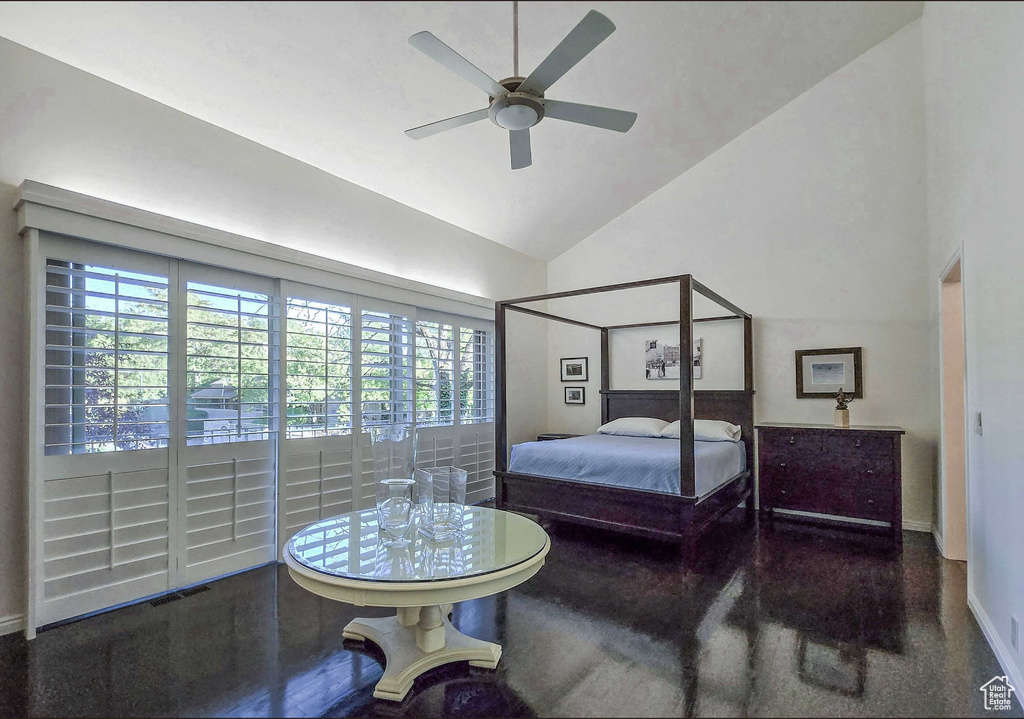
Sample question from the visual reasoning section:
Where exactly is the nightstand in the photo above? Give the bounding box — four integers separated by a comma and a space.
756, 423, 905, 545
536, 433, 581, 441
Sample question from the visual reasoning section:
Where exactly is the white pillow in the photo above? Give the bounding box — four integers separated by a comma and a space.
659, 419, 742, 442
596, 417, 669, 438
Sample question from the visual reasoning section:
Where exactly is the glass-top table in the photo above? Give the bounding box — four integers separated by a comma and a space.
283, 506, 550, 702
287, 505, 548, 584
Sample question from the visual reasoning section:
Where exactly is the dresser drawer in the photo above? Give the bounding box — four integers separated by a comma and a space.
823, 432, 894, 458
823, 486, 894, 521
759, 430, 823, 457
760, 466, 819, 512
832, 457, 895, 487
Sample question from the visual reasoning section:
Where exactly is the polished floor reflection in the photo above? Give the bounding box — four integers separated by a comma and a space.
0, 515, 1019, 718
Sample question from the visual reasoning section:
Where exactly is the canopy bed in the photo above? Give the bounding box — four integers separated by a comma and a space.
494, 275, 755, 560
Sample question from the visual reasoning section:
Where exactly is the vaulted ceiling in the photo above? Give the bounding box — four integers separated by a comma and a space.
0, 1, 921, 260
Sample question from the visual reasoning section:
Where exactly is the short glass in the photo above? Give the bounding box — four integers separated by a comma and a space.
415, 466, 468, 541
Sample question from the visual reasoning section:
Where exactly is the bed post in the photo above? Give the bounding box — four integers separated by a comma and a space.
600, 328, 610, 424
744, 315, 753, 393
743, 314, 755, 521
495, 301, 508, 502
679, 276, 696, 497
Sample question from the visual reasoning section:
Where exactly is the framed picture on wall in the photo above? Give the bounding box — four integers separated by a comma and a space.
795, 347, 863, 398
560, 357, 588, 382
564, 387, 585, 405
645, 337, 702, 380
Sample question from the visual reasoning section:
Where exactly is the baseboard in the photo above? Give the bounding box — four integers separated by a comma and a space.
903, 519, 933, 533
932, 526, 945, 555
0, 613, 24, 636
968, 589, 1024, 696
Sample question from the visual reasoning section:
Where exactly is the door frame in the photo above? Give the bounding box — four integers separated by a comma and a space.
937, 246, 971, 564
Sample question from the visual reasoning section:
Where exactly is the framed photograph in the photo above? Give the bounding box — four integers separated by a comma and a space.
796, 347, 863, 398
645, 337, 702, 380
564, 387, 585, 405
560, 357, 588, 382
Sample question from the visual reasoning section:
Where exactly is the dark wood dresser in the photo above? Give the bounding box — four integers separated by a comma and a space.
756, 423, 905, 545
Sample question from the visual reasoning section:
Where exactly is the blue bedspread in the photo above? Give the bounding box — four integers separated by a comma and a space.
508, 434, 746, 497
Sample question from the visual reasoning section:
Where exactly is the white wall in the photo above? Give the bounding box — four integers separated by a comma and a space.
506, 311, 552, 447
0, 38, 546, 629
546, 22, 935, 528
923, 1, 1024, 689
546, 322, 603, 436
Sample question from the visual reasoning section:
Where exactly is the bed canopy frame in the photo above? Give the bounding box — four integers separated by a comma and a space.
494, 274, 755, 556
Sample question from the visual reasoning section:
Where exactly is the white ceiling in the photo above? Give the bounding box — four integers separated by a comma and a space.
0, 1, 921, 261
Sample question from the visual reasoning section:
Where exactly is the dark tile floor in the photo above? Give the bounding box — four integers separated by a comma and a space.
0, 516, 1020, 718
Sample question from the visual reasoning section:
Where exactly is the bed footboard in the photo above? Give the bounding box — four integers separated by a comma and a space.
494, 470, 753, 555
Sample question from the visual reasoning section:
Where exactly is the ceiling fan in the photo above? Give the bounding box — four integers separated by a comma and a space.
405, 2, 637, 170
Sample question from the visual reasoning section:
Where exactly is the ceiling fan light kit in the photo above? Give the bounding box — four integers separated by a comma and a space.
406, 3, 637, 170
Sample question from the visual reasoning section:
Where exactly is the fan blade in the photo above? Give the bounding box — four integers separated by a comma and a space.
409, 31, 507, 97
517, 10, 615, 96
543, 99, 637, 132
510, 129, 532, 170
405, 108, 490, 140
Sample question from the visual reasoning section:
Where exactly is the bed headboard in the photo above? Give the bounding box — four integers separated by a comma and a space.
599, 389, 755, 470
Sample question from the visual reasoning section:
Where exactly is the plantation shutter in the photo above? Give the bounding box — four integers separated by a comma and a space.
360, 306, 414, 428
38, 244, 174, 625
179, 263, 278, 584
414, 315, 455, 427
456, 319, 496, 503
278, 286, 360, 552
44, 261, 171, 455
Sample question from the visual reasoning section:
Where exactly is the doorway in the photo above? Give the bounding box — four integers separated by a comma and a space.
939, 257, 967, 561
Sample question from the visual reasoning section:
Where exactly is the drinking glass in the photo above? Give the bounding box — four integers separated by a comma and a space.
416, 466, 468, 541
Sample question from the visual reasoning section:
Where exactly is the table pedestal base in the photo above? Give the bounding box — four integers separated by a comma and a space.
343, 604, 501, 701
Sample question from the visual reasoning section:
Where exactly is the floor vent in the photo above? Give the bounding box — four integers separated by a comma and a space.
149, 593, 183, 607
180, 585, 211, 598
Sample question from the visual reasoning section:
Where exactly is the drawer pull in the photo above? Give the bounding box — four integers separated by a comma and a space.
866, 469, 875, 476
867, 499, 875, 505
788, 437, 796, 445
855, 439, 862, 447
779, 462, 787, 469
780, 489, 788, 495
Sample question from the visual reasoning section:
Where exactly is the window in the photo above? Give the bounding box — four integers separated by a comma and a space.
186, 281, 275, 444
414, 319, 455, 427
44, 260, 170, 454
360, 309, 413, 427
459, 327, 495, 424
285, 297, 354, 438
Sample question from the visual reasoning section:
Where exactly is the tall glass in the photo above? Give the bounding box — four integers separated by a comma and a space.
416, 466, 468, 541
370, 425, 416, 546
